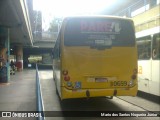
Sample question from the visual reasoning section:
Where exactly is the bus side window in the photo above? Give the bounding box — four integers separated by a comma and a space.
53, 34, 60, 59
152, 34, 160, 59
137, 36, 151, 60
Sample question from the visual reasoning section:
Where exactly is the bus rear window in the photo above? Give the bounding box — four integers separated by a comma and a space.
64, 18, 135, 47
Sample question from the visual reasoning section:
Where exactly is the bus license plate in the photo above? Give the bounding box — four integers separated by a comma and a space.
111, 81, 128, 86
95, 78, 107, 82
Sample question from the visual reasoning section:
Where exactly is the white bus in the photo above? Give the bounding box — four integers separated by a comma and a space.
136, 26, 160, 96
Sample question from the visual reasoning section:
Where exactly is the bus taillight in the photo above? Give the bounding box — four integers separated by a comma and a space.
132, 68, 137, 80
63, 70, 70, 81
129, 68, 137, 87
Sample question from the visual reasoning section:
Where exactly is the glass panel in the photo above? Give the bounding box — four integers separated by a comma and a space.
152, 33, 160, 60
137, 36, 151, 60
53, 35, 60, 59
64, 17, 135, 48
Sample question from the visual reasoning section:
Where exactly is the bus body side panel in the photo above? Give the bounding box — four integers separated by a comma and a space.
138, 60, 151, 93
151, 60, 160, 96
138, 59, 160, 96
53, 31, 62, 99
53, 59, 62, 98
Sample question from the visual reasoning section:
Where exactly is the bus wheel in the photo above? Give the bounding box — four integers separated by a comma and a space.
55, 88, 58, 95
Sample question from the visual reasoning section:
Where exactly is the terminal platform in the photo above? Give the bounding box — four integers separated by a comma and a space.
0, 69, 159, 120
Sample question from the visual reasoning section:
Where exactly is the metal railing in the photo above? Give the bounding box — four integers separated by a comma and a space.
115, 0, 159, 17
33, 31, 58, 42
36, 64, 45, 120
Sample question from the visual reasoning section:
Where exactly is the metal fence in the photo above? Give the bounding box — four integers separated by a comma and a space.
36, 64, 45, 120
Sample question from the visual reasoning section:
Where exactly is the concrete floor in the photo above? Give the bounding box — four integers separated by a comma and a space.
0, 69, 37, 120
0, 69, 37, 111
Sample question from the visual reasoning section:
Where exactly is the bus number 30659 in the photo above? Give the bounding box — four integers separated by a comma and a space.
112, 81, 127, 86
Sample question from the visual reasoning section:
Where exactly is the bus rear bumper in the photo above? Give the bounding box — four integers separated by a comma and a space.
61, 85, 138, 100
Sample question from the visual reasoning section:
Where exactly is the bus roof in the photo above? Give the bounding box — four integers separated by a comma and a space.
63, 15, 133, 21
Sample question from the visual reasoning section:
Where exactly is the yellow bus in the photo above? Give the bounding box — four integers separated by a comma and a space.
52, 16, 138, 100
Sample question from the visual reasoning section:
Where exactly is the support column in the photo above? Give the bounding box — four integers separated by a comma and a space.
0, 27, 10, 83
23, 54, 29, 68
15, 45, 23, 71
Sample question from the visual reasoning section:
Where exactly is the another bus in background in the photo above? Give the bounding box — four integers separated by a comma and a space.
136, 26, 160, 96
